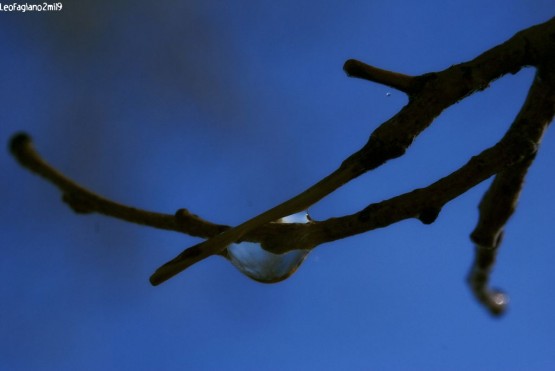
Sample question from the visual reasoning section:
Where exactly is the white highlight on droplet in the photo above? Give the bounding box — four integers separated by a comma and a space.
492, 292, 508, 306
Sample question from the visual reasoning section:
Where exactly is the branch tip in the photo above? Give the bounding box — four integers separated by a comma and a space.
343, 58, 414, 93
467, 243, 509, 316
150, 245, 205, 286
489, 290, 509, 316
342, 58, 361, 77
9, 131, 32, 155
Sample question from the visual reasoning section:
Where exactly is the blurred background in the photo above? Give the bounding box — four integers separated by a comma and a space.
2, 1, 555, 369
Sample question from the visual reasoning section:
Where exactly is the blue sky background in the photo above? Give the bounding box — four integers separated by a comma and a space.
2, 1, 555, 370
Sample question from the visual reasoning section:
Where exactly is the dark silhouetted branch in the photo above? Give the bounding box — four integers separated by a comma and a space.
9, 133, 227, 239
467, 66, 555, 315
9, 132, 312, 247
150, 17, 555, 286
9, 17, 555, 315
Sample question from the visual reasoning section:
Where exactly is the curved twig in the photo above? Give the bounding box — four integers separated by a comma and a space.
468, 66, 555, 315
9, 133, 228, 238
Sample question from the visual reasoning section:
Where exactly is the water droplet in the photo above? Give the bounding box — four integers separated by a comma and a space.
224, 212, 311, 283
491, 291, 508, 306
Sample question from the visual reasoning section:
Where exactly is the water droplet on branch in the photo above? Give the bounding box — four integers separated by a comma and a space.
224, 212, 311, 283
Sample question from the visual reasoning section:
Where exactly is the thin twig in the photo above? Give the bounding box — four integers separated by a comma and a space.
9, 133, 228, 239
343, 59, 415, 93
468, 66, 555, 316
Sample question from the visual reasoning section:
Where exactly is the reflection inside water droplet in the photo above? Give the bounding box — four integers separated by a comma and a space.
224, 212, 311, 283
226, 244, 310, 283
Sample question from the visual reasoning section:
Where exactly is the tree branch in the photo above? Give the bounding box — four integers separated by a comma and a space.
9, 133, 228, 239
9, 132, 312, 247
467, 66, 555, 316
467, 159, 532, 316
150, 17, 555, 285
9, 17, 555, 315
312, 66, 555, 247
